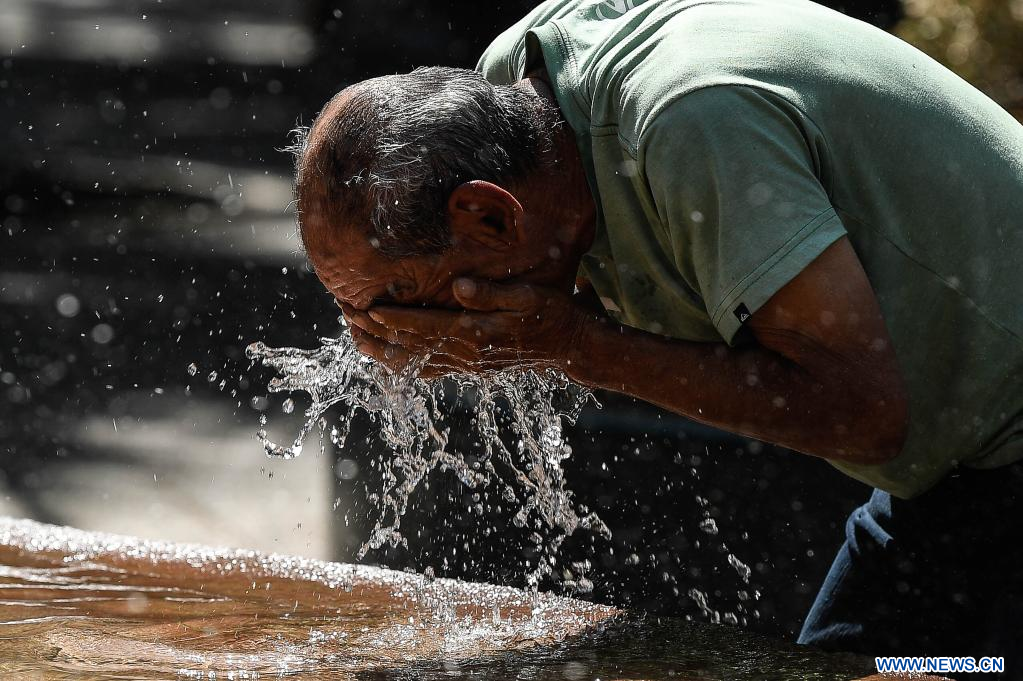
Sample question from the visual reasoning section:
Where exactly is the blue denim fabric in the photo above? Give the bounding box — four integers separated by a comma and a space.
798, 462, 1023, 677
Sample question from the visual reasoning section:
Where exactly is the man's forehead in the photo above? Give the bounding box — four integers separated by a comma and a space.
310, 255, 386, 304
308, 229, 374, 273
307, 227, 395, 296
305, 212, 378, 254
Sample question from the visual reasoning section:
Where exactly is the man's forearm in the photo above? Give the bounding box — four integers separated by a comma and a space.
564, 319, 904, 464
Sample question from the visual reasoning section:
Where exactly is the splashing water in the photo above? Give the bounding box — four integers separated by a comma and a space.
245, 333, 610, 587
727, 553, 751, 584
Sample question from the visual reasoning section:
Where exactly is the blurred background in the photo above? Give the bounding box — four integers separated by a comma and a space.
1, 0, 1020, 641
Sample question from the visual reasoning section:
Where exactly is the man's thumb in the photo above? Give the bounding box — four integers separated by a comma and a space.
454, 278, 534, 311
453, 277, 491, 310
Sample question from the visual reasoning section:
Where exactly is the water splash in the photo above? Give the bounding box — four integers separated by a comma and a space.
697, 517, 718, 536
245, 333, 610, 586
727, 553, 751, 584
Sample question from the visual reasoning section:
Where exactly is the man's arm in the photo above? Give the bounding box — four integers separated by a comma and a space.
350, 236, 908, 466
569, 236, 908, 464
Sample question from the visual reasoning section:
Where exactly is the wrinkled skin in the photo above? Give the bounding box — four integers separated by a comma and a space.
341, 277, 598, 379
307, 215, 604, 379
303, 76, 601, 380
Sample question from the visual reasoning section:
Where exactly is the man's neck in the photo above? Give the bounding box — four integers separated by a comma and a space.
516, 75, 598, 260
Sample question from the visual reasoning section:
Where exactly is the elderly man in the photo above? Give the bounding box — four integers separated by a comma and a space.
293, 0, 1023, 663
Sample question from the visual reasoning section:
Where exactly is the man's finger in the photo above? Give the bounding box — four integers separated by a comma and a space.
418, 355, 470, 380
354, 332, 468, 379
368, 306, 467, 339
341, 301, 412, 344
353, 332, 410, 372
347, 307, 426, 346
452, 278, 538, 312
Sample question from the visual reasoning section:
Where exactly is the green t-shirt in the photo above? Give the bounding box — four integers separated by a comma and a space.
478, 0, 1023, 498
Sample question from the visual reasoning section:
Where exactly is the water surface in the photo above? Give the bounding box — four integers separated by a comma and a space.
0, 518, 878, 680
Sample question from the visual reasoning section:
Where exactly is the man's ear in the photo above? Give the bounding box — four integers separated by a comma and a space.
447, 181, 526, 251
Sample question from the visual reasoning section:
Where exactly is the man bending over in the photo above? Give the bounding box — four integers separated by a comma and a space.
292, 0, 1023, 662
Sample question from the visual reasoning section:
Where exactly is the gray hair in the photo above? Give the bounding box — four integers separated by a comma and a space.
292, 67, 559, 258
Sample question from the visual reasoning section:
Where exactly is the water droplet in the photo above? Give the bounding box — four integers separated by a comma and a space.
90, 324, 114, 344
699, 517, 719, 535
728, 553, 752, 583
55, 293, 80, 318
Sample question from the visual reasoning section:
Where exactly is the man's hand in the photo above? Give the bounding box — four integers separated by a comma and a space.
342, 278, 601, 380
341, 237, 908, 464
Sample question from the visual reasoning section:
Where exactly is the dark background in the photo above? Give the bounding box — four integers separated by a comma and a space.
4, 0, 1017, 642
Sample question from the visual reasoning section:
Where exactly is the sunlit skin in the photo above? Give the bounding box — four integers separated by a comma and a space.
303, 74, 909, 466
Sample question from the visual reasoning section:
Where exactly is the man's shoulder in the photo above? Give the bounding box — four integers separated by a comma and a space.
476, 0, 585, 85
481, 0, 914, 147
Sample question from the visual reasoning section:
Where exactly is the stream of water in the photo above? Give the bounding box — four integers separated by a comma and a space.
246, 333, 609, 586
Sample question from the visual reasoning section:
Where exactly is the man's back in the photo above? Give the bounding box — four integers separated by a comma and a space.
479, 0, 1023, 496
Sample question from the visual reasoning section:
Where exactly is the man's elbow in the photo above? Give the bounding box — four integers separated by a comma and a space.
866, 396, 909, 463
846, 381, 909, 464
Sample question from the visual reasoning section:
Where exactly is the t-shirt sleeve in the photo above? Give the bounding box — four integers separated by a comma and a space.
476, 29, 523, 85
476, 0, 583, 85
641, 85, 847, 344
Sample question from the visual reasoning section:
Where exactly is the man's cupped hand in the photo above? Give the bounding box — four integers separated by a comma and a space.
341, 278, 601, 380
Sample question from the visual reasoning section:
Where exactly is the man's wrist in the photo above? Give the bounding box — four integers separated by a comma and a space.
559, 314, 618, 388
